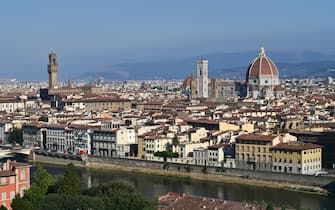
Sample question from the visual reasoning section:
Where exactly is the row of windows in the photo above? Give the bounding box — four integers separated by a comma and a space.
1, 191, 15, 202
273, 166, 297, 172
304, 164, 321, 171
274, 158, 295, 163
304, 158, 321, 163
0, 176, 15, 185
93, 142, 114, 149
236, 145, 267, 153
237, 153, 271, 161
303, 149, 321, 154
208, 152, 217, 156
274, 151, 295, 155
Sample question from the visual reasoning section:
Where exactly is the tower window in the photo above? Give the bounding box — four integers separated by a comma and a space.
265, 80, 268, 83
254, 80, 257, 83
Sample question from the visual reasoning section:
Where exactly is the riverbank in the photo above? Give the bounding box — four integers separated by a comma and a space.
33, 154, 331, 196
85, 162, 329, 196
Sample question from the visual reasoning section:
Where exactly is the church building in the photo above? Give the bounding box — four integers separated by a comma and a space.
183, 46, 284, 100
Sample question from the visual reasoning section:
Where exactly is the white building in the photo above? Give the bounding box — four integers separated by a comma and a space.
176, 141, 209, 158
115, 127, 136, 157
0, 98, 25, 113
144, 136, 172, 160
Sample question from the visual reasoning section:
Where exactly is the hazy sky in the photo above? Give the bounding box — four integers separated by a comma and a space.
0, 0, 334, 80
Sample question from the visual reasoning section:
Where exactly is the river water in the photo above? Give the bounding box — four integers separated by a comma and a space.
41, 163, 335, 210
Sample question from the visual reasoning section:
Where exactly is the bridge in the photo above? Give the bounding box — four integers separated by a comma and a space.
0, 148, 32, 158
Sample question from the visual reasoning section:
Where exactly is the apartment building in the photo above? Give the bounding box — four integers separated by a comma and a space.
271, 142, 323, 174
235, 134, 280, 170
91, 129, 117, 157
0, 160, 31, 210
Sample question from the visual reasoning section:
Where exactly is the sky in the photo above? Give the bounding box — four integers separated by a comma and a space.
0, 0, 334, 80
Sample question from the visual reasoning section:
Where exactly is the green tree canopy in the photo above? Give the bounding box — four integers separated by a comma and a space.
172, 136, 180, 147
84, 181, 135, 197
39, 194, 105, 210
57, 163, 82, 196
23, 164, 55, 209
0, 205, 7, 210
7, 127, 23, 145
11, 195, 34, 210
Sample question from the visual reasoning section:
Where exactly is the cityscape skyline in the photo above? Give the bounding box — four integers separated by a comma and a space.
0, 1, 335, 81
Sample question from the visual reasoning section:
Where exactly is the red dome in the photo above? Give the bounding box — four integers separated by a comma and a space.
182, 74, 195, 87
246, 47, 279, 78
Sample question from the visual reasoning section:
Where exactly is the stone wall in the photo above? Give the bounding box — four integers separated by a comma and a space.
87, 156, 335, 188
35, 154, 85, 167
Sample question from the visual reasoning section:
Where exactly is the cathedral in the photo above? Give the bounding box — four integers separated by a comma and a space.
183, 46, 284, 100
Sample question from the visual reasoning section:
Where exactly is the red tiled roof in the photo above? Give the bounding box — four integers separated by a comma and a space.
247, 52, 279, 78
0, 170, 16, 177
236, 134, 277, 142
271, 142, 323, 151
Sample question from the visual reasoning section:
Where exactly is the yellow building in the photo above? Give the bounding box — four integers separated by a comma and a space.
271, 142, 322, 174
219, 122, 254, 133
235, 134, 280, 170
83, 97, 132, 112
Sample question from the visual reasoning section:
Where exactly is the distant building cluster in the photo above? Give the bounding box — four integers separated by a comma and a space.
0, 48, 334, 190
183, 47, 284, 100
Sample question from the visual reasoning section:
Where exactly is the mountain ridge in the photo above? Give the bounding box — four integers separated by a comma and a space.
71, 51, 335, 81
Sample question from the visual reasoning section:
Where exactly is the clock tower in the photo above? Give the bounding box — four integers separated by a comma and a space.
48, 52, 58, 88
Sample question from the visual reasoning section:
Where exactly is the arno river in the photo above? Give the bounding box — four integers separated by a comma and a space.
41, 163, 335, 210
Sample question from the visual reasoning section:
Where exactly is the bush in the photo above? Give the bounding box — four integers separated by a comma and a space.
154, 151, 179, 158
163, 163, 169, 170
184, 165, 191, 172
202, 166, 207, 174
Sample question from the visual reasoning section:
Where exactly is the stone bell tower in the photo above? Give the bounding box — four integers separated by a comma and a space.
48, 52, 58, 88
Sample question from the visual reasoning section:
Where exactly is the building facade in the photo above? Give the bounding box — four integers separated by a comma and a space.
0, 160, 31, 210
271, 142, 322, 174
235, 134, 280, 170
91, 129, 117, 157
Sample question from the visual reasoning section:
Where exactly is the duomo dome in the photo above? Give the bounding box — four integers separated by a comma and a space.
246, 46, 282, 99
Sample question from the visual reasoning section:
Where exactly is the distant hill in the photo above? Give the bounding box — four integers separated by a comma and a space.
71, 51, 335, 81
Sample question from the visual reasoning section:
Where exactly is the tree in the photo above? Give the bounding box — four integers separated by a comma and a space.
7, 128, 23, 145
0, 205, 7, 210
165, 142, 172, 152
105, 191, 154, 210
84, 181, 155, 210
23, 164, 55, 209
266, 202, 274, 210
84, 181, 135, 197
172, 136, 180, 147
57, 163, 81, 195
39, 194, 105, 210
11, 195, 34, 210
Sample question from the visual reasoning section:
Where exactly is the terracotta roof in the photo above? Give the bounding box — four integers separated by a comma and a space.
0, 170, 16, 177
274, 85, 284, 92
247, 47, 279, 78
186, 119, 219, 125
208, 143, 227, 150
236, 134, 277, 142
271, 142, 323, 151
11, 162, 31, 168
